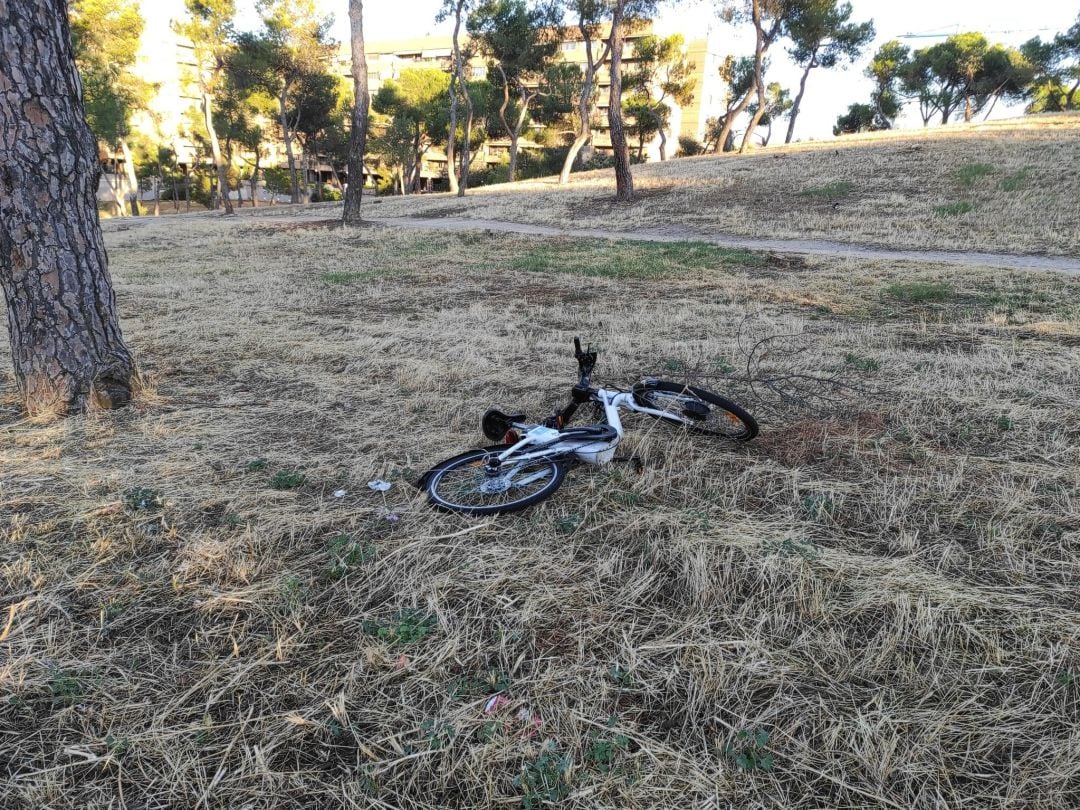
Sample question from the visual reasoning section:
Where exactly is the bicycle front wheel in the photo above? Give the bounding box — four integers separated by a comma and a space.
632, 380, 758, 441
423, 446, 568, 515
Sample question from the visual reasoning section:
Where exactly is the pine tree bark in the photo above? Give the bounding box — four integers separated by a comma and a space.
607, 1, 633, 202
739, 0, 768, 154
559, 27, 610, 185
785, 56, 816, 144
202, 92, 233, 214
0, 0, 136, 416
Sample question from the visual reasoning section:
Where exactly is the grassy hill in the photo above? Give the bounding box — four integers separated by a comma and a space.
2, 116, 1079, 808
357, 112, 1080, 256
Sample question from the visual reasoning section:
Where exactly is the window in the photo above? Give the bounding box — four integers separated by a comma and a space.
471, 66, 486, 79
562, 42, 577, 52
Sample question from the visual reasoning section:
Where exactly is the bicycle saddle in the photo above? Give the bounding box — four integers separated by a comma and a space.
482, 408, 527, 441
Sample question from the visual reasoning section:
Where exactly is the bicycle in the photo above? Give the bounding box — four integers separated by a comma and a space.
418, 338, 758, 515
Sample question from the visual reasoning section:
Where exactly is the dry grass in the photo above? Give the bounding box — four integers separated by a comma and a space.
329, 112, 1080, 257
2, 212, 1080, 809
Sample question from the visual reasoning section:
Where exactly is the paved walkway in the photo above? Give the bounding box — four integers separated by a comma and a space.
376, 215, 1080, 275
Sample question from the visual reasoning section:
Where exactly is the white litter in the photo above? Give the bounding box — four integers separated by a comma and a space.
367, 480, 392, 492
333, 490, 347, 498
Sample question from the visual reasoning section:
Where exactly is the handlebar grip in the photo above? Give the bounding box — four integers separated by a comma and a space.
574, 337, 582, 355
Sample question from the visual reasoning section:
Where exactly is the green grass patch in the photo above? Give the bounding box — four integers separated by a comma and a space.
885, 281, 954, 303
799, 180, 853, 198
955, 162, 995, 186
270, 469, 305, 490
363, 608, 436, 645
1000, 166, 1034, 192
933, 201, 975, 217
321, 271, 376, 285
509, 240, 767, 278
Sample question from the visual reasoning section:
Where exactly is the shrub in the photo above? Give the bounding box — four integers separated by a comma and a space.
678, 135, 705, 156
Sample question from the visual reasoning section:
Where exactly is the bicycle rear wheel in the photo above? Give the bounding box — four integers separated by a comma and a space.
632, 380, 758, 441
423, 446, 568, 515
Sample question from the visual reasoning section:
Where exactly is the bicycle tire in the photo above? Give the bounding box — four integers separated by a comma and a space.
423, 445, 568, 515
632, 380, 758, 441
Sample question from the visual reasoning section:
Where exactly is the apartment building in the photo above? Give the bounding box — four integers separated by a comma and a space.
349, 21, 735, 167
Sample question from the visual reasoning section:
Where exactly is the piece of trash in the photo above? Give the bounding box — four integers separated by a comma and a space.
484, 695, 510, 715
394, 654, 409, 670
367, 480, 392, 492
333, 489, 347, 498
515, 707, 543, 739
384, 513, 400, 522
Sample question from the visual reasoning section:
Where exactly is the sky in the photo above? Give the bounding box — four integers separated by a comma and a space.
149, 0, 1080, 141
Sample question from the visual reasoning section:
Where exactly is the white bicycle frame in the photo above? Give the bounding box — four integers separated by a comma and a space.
491, 384, 684, 468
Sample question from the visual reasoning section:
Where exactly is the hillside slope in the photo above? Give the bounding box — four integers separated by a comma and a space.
355, 113, 1080, 256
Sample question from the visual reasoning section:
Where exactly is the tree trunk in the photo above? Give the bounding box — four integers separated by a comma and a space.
279, 90, 300, 204
785, 58, 815, 144
0, 0, 136, 417
202, 92, 233, 214
120, 138, 141, 216
607, 1, 633, 202
153, 175, 160, 216
740, 0, 767, 154
560, 27, 609, 184
446, 3, 461, 196
495, 65, 518, 182
343, 0, 370, 222
110, 158, 127, 217
250, 149, 261, 208
658, 127, 667, 161
459, 83, 473, 196
715, 87, 755, 157
507, 95, 529, 182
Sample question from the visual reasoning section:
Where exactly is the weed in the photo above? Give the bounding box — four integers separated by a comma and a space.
516, 742, 572, 808
363, 608, 436, 645
712, 356, 736, 374
223, 512, 243, 528
100, 600, 125, 623
245, 458, 268, 472
586, 716, 631, 773
450, 669, 512, 698
326, 534, 375, 579
799, 181, 853, 199
419, 718, 455, 750
663, 357, 686, 372
49, 670, 83, 704
556, 514, 582, 535
1057, 671, 1076, 688
801, 494, 836, 521
278, 575, 309, 616
933, 201, 975, 217
885, 281, 954, 303
954, 162, 995, 186
764, 537, 820, 561
270, 469, 305, 490
104, 734, 132, 757
476, 721, 500, 743
997, 415, 1013, 431
608, 664, 634, 688
122, 486, 163, 512
725, 728, 774, 772
843, 352, 881, 373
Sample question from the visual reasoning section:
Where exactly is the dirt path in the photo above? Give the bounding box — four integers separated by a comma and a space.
104, 210, 1080, 274
378, 215, 1080, 274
